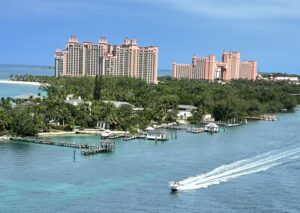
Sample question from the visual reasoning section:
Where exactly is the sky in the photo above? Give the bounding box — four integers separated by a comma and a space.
0, 0, 300, 73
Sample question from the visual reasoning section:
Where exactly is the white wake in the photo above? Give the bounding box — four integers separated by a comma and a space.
174, 147, 300, 191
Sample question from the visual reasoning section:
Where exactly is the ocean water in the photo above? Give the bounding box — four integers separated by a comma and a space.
1, 110, 300, 212
0, 64, 169, 98
0, 64, 53, 98
0, 65, 300, 212
158, 69, 171, 77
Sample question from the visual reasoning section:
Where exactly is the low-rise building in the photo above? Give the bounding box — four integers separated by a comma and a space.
64, 94, 91, 107
202, 114, 215, 123
102, 101, 133, 108
177, 105, 197, 120
15, 94, 41, 100
102, 100, 143, 111
274, 76, 299, 82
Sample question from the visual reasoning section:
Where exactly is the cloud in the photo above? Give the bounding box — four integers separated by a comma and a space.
0, 0, 132, 19
2, 0, 300, 21
139, 0, 300, 20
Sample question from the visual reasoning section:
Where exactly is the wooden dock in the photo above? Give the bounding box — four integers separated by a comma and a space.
166, 126, 187, 131
123, 134, 146, 141
10, 137, 115, 156
81, 141, 115, 156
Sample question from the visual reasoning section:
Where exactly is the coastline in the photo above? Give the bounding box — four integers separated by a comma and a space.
37, 129, 127, 137
0, 80, 42, 86
0, 136, 10, 142
38, 131, 76, 136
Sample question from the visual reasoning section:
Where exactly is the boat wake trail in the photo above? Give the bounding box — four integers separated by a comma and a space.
176, 147, 300, 191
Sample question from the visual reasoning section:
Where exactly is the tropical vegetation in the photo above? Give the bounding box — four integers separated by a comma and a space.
1, 75, 300, 137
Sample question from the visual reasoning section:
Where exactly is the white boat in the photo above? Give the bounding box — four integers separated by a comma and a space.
204, 123, 219, 133
169, 181, 183, 191
145, 126, 155, 131
271, 115, 278, 121
225, 123, 241, 127
146, 132, 168, 141
101, 130, 112, 138
187, 127, 205, 133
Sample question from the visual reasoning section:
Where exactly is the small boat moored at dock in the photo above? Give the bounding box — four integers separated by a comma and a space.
186, 127, 205, 133
204, 123, 219, 133
146, 131, 168, 141
224, 123, 241, 127
101, 130, 112, 139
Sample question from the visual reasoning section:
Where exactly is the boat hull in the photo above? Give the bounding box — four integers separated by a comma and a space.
169, 181, 181, 191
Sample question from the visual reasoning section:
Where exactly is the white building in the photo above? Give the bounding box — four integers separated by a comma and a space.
177, 105, 197, 120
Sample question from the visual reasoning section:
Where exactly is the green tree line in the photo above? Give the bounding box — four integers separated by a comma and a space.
1, 76, 299, 137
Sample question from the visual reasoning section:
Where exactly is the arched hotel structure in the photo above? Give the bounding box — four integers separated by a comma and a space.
172, 52, 257, 81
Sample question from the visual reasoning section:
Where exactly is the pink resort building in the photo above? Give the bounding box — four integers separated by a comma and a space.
55, 36, 158, 84
172, 51, 257, 81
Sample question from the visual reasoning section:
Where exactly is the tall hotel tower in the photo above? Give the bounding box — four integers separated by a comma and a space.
172, 51, 257, 81
55, 36, 158, 84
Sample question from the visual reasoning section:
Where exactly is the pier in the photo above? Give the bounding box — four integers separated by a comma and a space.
81, 141, 115, 156
123, 134, 146, 141
166, 126, 187, 131
10, 137, 115, 155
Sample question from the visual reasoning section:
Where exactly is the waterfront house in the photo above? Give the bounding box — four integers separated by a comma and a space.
15, 100, 35, 108
49, 119, 60, 126
202, 114, 215, 123
177, 105, 197, 120
103, 101, 133, 108
64, 94, 92, 107
96, 121, 110, 130
15, 94, 41, 100
103, 101, 143, 111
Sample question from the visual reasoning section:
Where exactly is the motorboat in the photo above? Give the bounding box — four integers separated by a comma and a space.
204, 123, 219, 133
146, 132, 168, 141
187, 127, 205, 133
101, 130, 112, 139
169, 181, 183, 192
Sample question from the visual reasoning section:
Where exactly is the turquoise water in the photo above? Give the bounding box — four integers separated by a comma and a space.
0, 65, 300, 212
1, 111, 300, 212
0, 64, 52, 98
0, 64, 169, 98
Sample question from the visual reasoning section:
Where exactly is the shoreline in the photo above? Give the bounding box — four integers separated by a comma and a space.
0, 80, 42, 86
38, 131, 76, 136
0, 136, 10, 142
37, 129, 127, 137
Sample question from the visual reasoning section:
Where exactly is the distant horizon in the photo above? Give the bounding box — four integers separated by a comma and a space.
0, 63, 299, 76
1, 1, 300, 74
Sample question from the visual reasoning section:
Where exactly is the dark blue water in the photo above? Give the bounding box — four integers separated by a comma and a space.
1, 110, 300, 212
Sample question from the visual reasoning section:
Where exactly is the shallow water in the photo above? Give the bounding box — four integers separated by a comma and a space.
1, 110, 300, 212
1, 65, 300, 212
0, 64, 52, 98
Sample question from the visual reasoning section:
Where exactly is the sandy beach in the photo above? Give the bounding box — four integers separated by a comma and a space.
0, 136, 10, 141
0, 80, 42, 86
37, 129, 127, 137
38, 131, 76, 136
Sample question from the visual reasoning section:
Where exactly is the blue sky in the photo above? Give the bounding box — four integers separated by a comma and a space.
0, 0, 300, 73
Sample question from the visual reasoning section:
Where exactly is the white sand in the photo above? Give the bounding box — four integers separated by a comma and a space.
0, 80, 42, 86
38, 131, 76, 136
0, 136, 10, 141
